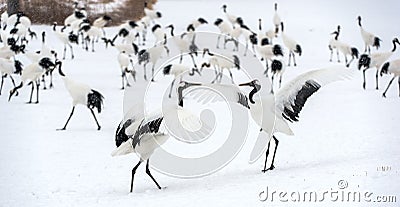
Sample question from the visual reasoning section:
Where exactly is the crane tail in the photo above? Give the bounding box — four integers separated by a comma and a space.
373, 37, 381, 49
111, 139, 134, 156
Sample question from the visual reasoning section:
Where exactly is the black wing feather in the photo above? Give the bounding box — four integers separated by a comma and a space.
132, 117, 164, 148
282, 80, 321, 122
87, 89, 104, 113
237, 92, 250, 109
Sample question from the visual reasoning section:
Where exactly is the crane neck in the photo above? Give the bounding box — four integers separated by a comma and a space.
392, 39, 398, 52
168, 25, 174, 36
249, 84, 261, 104
41, 32, 46, 44
334, 32, 339, 40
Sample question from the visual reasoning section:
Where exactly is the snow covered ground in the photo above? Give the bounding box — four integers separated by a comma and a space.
0, 0, 399, 206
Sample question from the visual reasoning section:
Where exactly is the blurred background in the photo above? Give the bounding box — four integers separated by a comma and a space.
0, 0, 158, 25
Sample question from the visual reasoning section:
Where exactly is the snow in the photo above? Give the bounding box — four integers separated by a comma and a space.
1, 0, 399, 206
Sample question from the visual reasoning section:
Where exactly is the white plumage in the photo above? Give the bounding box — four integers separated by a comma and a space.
117, 51, 136, 89
0, 11, 8, 28
280, 22, 302, 66
357, 16, 381, 54
358, 38, 400, 90
8, 58, 55, 103
64, 10, 87, 26
335, 38, 359, 68
138, 44, 169, 81
56, 60, 104, 130
0, 58, 22, 95
202, 48, 240, 84
163, 63, 200, 98
52, 23, 78, 59
112, 96, 209, 192
273, 3, 281, 34
181, 66, 353, 171
93, 15, 111, 36
328, 25, 341, 62
380, 59, 400, 98
256, 44, 284, 76
221, 5, 239, 26
269, 58, 286, 94
144, 4, 162, 22
79, 24, 103, 52
214, 18, 233, 49
151, 24, 167, 45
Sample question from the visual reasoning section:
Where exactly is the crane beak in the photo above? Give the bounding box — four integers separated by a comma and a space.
177, 81, 201, 107
193, 68, 201, 76
239, 81, 253, 87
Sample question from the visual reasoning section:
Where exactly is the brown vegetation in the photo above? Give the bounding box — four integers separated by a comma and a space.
0, 0, 158, 26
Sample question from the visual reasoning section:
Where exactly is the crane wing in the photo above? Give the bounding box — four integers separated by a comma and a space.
275, 66, 353, 122
184, 83, 250, 109
163, 106, 213, 143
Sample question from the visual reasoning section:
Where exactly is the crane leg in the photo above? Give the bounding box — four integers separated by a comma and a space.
168, 79, 175, 98
346, 56, 355, 67
262, 139, 272, 172
362, 67, 371, 89
124, 68, 131, 87
264, 59, 269, 77
27, 81, 34, 103
143, 63, 147, 81
251, 44, 257, 57
244, 42, 248, 56
375, 69, 379, 90
262, 136, 279, 172
58, 106, 75, 130
41, 75, 47, 90
9, 75, 16, 88
189, 53, 198, 69
0, 75, 4, 95
228, 70, 234, 84
151, 65, 155, 82
89, 108, 101, 130
382, 76, 396, 98
121, 71, 125, 90
216, 34, 221, 49
35, 81, 40, 104
146, 159, 162, 189
130, 161, 142, 193
70, 44, 74, 59
49, 71, 54, 89
398, 77, 400, 97
223, 36, 227, 49
270, 73, 275, 94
